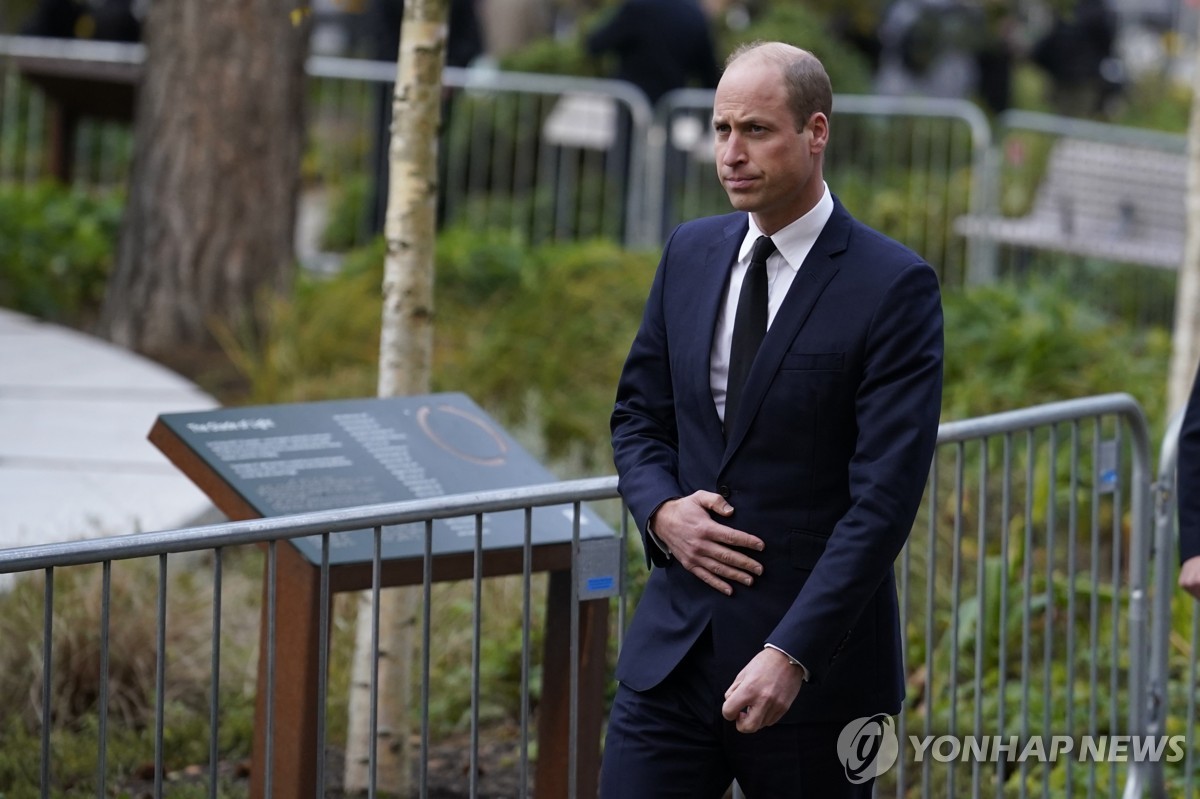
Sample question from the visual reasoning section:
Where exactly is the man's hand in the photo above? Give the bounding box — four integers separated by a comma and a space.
1181, 555, 1200, 600
652, 491, 764, 595
721, 648, 804, 733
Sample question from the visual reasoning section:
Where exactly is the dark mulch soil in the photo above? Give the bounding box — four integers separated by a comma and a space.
115, 725, 532, 798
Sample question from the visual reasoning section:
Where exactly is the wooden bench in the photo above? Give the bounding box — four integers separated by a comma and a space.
955, 137, 1187, 269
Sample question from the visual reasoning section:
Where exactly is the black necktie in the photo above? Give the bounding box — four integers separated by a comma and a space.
725, 235, 777, 432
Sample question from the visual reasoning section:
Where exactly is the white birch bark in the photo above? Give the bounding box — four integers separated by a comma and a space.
345, 0, 449, 791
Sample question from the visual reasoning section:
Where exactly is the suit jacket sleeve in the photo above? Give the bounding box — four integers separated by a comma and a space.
766, 258, 944, 679
611, 232, 685, 568
1180, 368, 1200, 562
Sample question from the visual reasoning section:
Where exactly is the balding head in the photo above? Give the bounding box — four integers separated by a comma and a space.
724, 41, 832, 133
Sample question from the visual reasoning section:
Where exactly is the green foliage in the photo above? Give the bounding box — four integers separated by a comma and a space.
420, 578, 549, 737
941, 276, 1171, 433
720, 5, 874, 94
0, 183, 123, 324
318, 175, 371, 253
497, 3, 875, 94
498, 25, 605, 78
1111, 74, 1192, 134
222, 229, 657, 473
434, 230, 655, 471
0, 553, 262, 796
214, 242, 385, 404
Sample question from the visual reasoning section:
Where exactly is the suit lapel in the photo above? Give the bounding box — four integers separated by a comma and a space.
678, 216, 747, 441
721, 203, 853, 462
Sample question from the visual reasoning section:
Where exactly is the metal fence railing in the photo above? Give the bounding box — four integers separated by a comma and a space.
0, 36, 987, 281
2, 395, 1195, 797
304, 56, 657, 251
955, 110, 1188, 330
1147, 408, 1200, 799
0, 476, 628, 799
650, 89, 991, 290
890, 393, 1160, 799
2, 35, 1192, 327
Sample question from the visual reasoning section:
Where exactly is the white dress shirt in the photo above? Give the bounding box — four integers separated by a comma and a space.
710, 184, 835, 422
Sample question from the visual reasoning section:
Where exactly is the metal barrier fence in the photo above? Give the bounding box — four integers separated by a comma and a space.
0, 476, 629, 799
650, 90, 991, 289
889, 393, 1160, 799
2, 36, 1190, 324
1, 394, 1192, 797
1147, 409, 1200, 799
0, 37, 987, 282
958, 110, 1188, 330
0, 35, 139, 190
306, 56, 656, 250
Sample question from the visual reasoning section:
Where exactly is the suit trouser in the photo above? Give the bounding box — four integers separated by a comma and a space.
599, 625, 874, 799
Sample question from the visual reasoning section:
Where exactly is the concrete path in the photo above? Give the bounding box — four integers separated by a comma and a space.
0, 308, 221, 550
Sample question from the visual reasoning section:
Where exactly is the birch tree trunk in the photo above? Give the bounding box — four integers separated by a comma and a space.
99, 0, 308, 360
1169, 17, 1200, 417
344, 0, 449, 791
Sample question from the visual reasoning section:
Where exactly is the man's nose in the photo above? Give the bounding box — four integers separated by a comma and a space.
720, 135, 745, 165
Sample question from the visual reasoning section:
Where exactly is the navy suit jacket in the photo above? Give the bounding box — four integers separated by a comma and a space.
611, 199, 944, 723
1179, 369, 1200, 562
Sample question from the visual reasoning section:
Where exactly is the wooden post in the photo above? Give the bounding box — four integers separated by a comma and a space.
536, 570, 609, 799
245, 561, 609, 799
149, 410, 612, 798
249, 542, 325, 799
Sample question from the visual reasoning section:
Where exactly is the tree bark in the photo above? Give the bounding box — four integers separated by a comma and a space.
1170, 15, 1200, 416
99, 0, 309, 359
344, 0, 449, 792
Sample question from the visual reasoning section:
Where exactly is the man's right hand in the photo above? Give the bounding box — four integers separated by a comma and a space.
651, 492, 765, 595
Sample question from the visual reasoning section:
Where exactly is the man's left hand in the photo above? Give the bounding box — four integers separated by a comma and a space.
721, 648, 804, 733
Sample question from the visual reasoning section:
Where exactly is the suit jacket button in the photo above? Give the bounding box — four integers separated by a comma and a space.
718, 485, 731, 499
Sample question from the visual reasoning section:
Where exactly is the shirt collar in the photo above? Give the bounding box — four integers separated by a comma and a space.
740, 183, 834, 271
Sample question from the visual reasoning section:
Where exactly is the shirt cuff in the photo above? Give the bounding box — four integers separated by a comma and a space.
646, 500, 678, 559
764, 643, 809, 681
647, 524, 671, 558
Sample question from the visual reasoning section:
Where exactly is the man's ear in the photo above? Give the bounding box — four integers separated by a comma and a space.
808, 112, 829, 154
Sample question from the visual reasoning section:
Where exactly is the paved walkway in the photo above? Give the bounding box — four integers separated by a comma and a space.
0, 308, 221, 551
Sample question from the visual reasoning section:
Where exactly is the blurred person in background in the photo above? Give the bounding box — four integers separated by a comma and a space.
1178, 368, 1200, 600
1030, 0, 1123, 117
365, 0, 485, 234
585, 0, 720, 105
20, 0, 140, 41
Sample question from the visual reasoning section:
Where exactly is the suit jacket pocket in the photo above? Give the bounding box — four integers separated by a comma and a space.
781, 352, 844, 371
790, 530, 828, 570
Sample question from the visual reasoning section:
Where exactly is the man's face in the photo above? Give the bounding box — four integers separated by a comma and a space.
712, 56, 827, 235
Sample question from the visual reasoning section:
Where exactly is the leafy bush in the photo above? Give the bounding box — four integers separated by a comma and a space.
941, 276, 1171, 435
0, 554, 262, 795
720, 4, 874, 93
221, 228, 658, 474
318, 175, 372, 253
497, 24, 605, 78
0, 183, 123, 325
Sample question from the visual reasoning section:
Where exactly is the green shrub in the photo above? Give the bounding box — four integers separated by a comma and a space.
498, 25, 605, 78
221, 229, 658, 473
720, 5, 874, 93
941, 276, 1171, 434
318, 175, 372, 253
0, 553, 263, 796
0, 183, 123, 325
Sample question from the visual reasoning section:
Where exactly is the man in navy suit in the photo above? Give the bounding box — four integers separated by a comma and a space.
1178, 368, 1200, 599
601, 41, 944, 797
